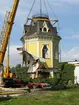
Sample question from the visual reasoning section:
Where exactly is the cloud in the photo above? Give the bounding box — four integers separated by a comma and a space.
60, 28, 79, 40
0, 0, 78, 25
0, 0, 77, 17
0, 0, 79, 66
61, 47, 79, 62
0, 0, 12, 16
72, 34, 79, 39
4, 45, 22, 67
63, 34, 79, 40
54, 0, 79, 4
4, 45, 79, 67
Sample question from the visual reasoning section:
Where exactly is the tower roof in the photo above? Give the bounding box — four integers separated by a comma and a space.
21, 15, 61, 42
32, 14, 49, 19
21, 0, 61, 41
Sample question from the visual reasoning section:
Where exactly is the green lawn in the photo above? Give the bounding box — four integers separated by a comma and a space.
0, 88, 79, 105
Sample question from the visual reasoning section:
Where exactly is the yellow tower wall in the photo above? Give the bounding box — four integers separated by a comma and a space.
23, 37, 60, 69
24, 38, 39, 57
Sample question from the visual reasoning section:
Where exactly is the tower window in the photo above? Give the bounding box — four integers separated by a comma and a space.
42, 45, 49, 58
43, 27, 47, 32
40, 28, 42, 31
42, 21, 49, 32
25, 30, 27, 33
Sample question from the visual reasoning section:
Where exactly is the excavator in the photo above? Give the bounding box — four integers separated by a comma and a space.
0, 0, 20, 87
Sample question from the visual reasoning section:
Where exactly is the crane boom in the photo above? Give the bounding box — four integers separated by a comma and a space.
0, 0, 19, 64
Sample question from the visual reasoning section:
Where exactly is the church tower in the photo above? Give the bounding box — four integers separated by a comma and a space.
21, 14, 61, 69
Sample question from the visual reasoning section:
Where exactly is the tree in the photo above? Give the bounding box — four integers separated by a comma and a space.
53, 62, 75, 89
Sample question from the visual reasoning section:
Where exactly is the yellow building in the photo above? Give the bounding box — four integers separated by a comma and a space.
21, 15, 61, 78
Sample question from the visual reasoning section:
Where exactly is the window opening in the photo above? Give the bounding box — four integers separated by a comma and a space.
42, 45, 49, 58
43, 27, 47, 32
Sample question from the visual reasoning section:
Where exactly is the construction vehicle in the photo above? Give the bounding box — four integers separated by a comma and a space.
0, 0, 19, 86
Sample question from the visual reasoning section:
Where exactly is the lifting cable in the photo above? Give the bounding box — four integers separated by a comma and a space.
25, 0, 36, 24
45, 0, 60, 32
45, 0, 58, 19
24, 0, 36, 34
40, 0, 42, 16
43, 0, 49, 17
24, 0, 60, 34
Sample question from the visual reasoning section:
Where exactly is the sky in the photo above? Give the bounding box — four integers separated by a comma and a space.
0, 0, 79, 67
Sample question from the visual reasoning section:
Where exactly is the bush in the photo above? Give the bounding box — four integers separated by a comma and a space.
10, 63, 75, 90
40, 78, 57, 85
30, 78, 41, 83
52, 84, 65, 90
30, 77, 58, 86
54, 62, 75, 89
11, 66, 30, 83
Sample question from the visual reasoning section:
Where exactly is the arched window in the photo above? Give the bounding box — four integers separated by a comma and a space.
42, 45, 49, 58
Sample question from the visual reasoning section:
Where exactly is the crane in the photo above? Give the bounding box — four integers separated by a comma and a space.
0, 0, 19, 85
0, 0, 19, 64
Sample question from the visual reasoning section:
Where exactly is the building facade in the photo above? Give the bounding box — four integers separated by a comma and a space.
68, 61, 79, 84
21, 15, 61, 78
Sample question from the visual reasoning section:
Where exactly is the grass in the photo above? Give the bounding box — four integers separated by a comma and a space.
0, 88, 79, 105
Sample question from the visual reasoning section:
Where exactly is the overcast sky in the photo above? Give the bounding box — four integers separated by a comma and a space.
0, 0, 79, 67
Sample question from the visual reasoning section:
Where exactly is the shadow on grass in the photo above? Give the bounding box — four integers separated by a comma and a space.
0, 96, 11, 101
42, 86, 73, 91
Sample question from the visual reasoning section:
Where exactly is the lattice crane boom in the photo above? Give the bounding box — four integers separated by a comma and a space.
0, 0, 19, 64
